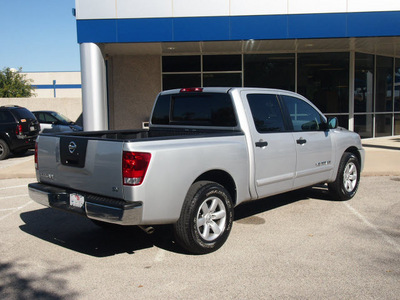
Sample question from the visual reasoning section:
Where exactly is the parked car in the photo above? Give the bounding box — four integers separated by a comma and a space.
32, 111, 82, 133
29, 88, 364, 254
0, 105, 40, 160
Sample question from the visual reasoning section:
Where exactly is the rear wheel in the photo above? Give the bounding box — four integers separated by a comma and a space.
329, 152, 360, 200
0, 140, 10, 160
174, 181, 234, 254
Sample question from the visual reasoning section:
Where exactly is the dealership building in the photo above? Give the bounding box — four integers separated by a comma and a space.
75, 0, 400, 138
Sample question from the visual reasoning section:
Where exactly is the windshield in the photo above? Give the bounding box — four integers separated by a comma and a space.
51, 112, 73, 123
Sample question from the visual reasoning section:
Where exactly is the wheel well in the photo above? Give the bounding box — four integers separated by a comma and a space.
345, 146, 361, 165
194, 170, 237, 205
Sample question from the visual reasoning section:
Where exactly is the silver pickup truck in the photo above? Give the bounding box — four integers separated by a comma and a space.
29, 87, 364, 254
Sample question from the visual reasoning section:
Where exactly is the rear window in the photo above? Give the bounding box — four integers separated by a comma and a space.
152, 93, 237, 127
13, 108, 36, 120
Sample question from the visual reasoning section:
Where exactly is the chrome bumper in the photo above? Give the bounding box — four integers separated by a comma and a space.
28, 182, 143, 225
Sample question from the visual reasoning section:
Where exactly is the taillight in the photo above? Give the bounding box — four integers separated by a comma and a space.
34, 142, 38, 170
16, 124, 23, 135
180, 87, 203, 93
122, 152, 151, 186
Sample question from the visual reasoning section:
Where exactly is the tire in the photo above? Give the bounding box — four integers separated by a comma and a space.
174, 181, 234, 254
0, 139, 10, 160
329, 152, 360, 201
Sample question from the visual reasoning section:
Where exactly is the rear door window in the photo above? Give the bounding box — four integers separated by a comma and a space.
247, 94, 286, 133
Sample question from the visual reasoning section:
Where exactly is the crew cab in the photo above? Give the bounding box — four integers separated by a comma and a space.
29, 88, 364, 254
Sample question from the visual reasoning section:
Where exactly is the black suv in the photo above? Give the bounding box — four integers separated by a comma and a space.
0, 106, 40, 160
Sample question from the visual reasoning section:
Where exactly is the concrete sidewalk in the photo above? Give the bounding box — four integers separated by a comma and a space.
0, 136, 399, 180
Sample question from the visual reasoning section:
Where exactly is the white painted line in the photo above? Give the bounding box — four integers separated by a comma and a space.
0, 194, 29, 200
344, 202, 400, 253
0, 200, 33, 221
0, 185, 28, 191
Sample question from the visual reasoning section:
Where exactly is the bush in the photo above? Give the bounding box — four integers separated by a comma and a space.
0, 67, 35, 97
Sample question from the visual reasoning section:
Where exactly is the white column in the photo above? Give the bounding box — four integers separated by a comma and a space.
80, 43, 108, 131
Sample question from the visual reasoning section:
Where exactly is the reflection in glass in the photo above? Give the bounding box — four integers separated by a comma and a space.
395, 58, 400, 112
203, 55, 242, 72
375, 114, 392, 137
355, 53, 374, 113
395, 114, 400, 135
297, 53, 349, 114
354, 114, 373, 138
162, 74, 201, 90
376, 56, 393, 112
244, 54, 295, 91
162, 56, 201, 72
203, 73, 242, 87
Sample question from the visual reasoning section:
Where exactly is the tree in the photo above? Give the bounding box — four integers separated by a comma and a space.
0, 67, 35, 97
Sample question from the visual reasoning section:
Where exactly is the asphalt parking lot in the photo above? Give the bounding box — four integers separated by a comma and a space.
1, 173, 399, 299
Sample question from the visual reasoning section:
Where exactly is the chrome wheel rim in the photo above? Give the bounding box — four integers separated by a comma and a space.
196, 197, 227, 242
343, 162, 358, 192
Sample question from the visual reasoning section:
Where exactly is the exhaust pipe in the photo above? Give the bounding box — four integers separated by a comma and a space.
138, 225, 155, 234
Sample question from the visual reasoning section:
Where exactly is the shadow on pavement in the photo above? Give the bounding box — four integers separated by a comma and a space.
19, 185, 334, 257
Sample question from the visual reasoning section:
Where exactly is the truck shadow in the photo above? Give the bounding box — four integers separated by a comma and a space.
19, 185, 334, 256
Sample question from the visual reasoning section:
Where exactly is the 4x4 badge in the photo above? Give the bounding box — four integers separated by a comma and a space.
68, 141, 77, 154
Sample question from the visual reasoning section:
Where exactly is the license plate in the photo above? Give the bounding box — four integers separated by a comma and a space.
70, 193, 85, 208
30, 126, 35, 131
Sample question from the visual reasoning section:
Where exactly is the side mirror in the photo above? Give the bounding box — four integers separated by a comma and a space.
328, 117, 338, 129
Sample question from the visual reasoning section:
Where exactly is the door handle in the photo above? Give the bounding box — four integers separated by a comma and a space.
255, 140, 268, 148
296, 138, 307, 145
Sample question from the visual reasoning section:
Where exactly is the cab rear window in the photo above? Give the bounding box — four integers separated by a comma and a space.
152, 93, 237, 127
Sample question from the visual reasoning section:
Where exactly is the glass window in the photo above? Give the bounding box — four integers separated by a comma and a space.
13, 108, 36, 120
355, 53, 374, 113
152, 93, 237, 127
297, 53, 349, 114
375, 56, 393, 112
203, 55, 241, 72
375, 114, 392, 137
282, 95, 324, 131
0, 111, 15, 123
395, 114, 400, 135
203, 73, 242, 87
354, 114, 373, 138
244, 54, 295, 91
163, 74, 201, 90
247, 94, 285, 133
395, 58, 400, 112
162, 56, 201, 72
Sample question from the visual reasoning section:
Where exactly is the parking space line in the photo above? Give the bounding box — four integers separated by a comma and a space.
344, 202, 400, 253
0, 200, 33, 221
0, 185, 28, 190
0, 194, 29, 200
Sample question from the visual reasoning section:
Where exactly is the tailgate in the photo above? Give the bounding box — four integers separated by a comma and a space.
36, 135, 124, 199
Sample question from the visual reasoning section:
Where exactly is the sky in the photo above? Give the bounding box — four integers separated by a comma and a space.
0, 0, 80, 72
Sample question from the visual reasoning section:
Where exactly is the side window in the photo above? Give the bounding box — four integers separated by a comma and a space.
44, 113, 57, 123
247, 94, 286, 133
281, 95, 323, 131
0, 111, 15, 123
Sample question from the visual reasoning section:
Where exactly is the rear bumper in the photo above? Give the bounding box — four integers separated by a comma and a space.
28, 182, 143, 225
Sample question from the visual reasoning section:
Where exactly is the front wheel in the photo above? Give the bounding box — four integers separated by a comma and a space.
329, 152, 360, 200
174, 181, 234, 254
0, 139, 10, 160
